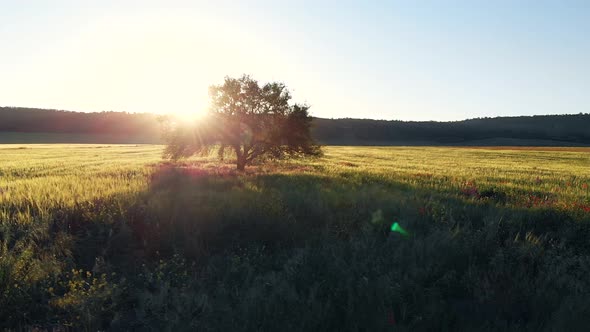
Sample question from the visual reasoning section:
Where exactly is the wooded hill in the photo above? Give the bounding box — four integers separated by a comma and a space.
1, 107, 589, 145
312, 115, 590, 146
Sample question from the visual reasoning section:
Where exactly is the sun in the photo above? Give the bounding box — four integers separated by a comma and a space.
172, 98, 210, 123
173, 109, 207, 123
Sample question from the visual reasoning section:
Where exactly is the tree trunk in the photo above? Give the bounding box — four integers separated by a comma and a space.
236, 154, 246, 171
234, 145, 246, 171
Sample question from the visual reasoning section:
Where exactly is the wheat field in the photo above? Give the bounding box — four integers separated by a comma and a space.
1, 145, 589, 330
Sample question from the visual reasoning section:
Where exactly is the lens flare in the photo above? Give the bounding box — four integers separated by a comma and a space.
390, 222, 409, 236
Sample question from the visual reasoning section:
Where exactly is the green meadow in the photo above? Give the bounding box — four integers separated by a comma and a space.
1, 145, 590, 331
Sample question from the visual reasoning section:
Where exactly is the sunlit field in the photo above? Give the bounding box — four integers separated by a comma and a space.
1, 145, 590, 330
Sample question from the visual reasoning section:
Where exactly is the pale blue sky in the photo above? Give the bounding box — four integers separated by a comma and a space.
1, 0, 589, 121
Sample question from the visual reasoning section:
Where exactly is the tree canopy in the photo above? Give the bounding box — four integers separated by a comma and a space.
162, 75, 322, 170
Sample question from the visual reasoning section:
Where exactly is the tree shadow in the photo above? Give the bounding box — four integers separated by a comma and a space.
101, 162, 590, 264
10, 160, 583, 286
7, 162, 589, 330
118, 163, 590, 330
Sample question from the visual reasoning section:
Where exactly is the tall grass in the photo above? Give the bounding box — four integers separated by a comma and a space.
1, 144, 589, 331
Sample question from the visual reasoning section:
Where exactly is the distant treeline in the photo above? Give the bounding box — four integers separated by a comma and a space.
1, 106, 589, 145
313, 114, 590, 146
0, 106, 161, 137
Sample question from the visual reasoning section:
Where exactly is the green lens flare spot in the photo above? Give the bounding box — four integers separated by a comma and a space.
391, 222, 409, 236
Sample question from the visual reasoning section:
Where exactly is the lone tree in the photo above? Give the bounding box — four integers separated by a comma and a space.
162, 75, 322, 170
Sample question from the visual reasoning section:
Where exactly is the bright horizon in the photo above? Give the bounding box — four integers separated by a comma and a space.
1, 1, 589, 121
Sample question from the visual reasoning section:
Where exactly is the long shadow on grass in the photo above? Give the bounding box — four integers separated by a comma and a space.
112, 164, 590, 331
5, 163, 590, 330
80, 162, 588, 272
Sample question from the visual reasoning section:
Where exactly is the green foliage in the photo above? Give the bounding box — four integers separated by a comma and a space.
162, 75, 322, 170
1, 144, 590, 330
50, 269, 119, 329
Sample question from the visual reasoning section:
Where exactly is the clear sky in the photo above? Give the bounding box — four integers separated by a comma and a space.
1, 0, 589, 121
